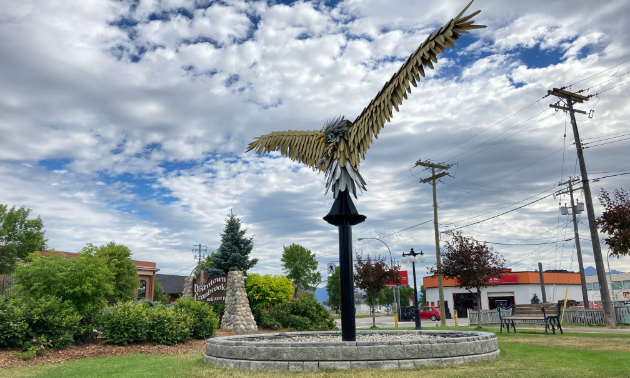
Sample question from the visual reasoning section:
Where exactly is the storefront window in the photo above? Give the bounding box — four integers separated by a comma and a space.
138, 280, 146, 300
587, 283, 593, 291
624, 280, 630, 289
612, 281, 623, 290
593, 282, 600, 291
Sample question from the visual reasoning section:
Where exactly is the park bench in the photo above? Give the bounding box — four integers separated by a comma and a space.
498, 303, 563, 335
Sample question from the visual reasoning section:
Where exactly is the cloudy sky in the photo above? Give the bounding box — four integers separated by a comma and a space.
1, 0, 629, 282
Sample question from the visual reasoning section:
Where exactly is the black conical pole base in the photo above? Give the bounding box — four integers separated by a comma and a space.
324, 191, 366, 342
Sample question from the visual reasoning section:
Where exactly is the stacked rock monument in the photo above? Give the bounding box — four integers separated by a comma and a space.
182, 276, 194, 298
221, 271, 258, 334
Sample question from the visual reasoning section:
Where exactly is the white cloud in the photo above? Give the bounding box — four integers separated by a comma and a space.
0, 0, 629, 278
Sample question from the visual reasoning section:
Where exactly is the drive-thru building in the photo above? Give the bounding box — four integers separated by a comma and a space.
423, 270, 583, 317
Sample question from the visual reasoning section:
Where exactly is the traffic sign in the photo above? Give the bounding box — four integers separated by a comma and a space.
327, 262, 336, 275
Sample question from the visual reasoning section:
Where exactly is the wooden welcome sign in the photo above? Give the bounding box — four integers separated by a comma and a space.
193, 270, 227, 304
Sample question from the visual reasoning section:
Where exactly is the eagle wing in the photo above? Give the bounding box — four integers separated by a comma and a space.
245, 130, 325, 169
345, 0, 486, 164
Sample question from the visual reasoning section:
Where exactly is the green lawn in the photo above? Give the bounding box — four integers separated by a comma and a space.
3, 328, 629, 378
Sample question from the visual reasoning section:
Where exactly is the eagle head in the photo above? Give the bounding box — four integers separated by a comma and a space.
315, 116, 350, 146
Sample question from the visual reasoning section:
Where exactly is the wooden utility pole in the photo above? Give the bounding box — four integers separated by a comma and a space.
538, 262, 547, 303
193, 244, 208, 268
548, 88, 615, 326
415, 160, 450, 326
556, 177, 590, 309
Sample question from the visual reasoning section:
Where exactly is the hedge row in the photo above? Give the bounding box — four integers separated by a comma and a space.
97, 298, 219, 345
253, 294, 336, 331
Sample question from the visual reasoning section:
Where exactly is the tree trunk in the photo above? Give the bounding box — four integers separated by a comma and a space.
477, 288, 482, 329
293, 286, 298, 299
372, 303, 376, 327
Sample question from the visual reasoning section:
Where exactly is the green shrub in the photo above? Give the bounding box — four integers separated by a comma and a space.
172, 297, 218, 339
13, 251, 114, 322
254, 296, 336, 331
23, 296, 82, 348
152, 278, 170, 304
211, 303, 225, 321
246, 274, 294, 309
0, 297, 28, 348
0, 296, 81, 349
98, 301, 149, 345
147, 306, 192, 345
12, 336, 53, 360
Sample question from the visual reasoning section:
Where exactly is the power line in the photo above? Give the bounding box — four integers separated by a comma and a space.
577, 67, 630, 93
591, 78, 630, 96
172, 262, 197, 275
484, 238, 573, 246
583, 136, 630, 149
582, 132, 630, 144
507, 222, 572, 269
444, 192, 556, 232
446, 110, 552, 164
590, 171, 630, 181
567, 57, 630, 87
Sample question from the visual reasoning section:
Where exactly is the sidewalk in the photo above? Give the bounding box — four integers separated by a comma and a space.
516, 325, 630, 334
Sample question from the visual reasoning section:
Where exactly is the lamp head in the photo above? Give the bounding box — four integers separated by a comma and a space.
401, 256, 408, 264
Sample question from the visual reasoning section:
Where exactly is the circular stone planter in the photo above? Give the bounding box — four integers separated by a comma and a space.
204, 330, 499, 371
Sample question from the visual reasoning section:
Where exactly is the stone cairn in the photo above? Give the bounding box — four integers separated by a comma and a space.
182, 276, 194, 298
221, 271, 258, 334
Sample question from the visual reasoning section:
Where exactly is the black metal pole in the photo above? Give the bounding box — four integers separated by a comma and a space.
323, 190, 366, 342
338, 218, 356, 341
411, 261, 422, 330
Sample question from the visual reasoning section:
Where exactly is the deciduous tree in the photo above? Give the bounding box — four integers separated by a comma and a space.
14, 250, 114, 334
0, 205, 47, 274
598, 188, 630, 257
429, 231, 506, 328
354, 253, 401, 327
325, 266, 341, 313
280, 243, 322, 298
207, 211, 257, 276
153, 278, 170, 303
81, 242, 139, 304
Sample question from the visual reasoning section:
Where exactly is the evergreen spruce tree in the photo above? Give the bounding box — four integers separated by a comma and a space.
531, 293, 541, 304
207, 211, 257, 276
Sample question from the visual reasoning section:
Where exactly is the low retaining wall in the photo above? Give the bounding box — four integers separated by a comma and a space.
204, 330, 499, 370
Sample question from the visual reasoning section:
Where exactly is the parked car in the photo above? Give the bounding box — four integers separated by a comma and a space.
419, 306, 441, 321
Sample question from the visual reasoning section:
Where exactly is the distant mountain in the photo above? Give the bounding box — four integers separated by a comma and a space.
315, 287, 328, 304
584, 266, 624, 276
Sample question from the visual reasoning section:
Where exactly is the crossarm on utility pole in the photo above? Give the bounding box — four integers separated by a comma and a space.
415, 161, 451, 170
420, 171, 449, 183
549, 104, 587, 115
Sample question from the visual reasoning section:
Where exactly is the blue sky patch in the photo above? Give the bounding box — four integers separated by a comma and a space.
38, 159, 72, 171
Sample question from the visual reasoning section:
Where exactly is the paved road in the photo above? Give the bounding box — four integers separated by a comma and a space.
339, 315, 469, 329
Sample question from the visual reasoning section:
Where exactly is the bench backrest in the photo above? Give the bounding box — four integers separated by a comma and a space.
512, 303, 559, 316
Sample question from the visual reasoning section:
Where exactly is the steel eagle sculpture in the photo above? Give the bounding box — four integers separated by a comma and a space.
246, 1, 485, 198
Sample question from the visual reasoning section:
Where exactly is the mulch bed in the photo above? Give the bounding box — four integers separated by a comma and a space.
0, 328, 286, 369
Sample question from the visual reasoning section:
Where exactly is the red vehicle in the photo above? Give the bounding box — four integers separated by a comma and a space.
419, 306, 441, 321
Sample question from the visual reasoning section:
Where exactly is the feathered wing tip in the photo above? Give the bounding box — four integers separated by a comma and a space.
324, 158, 367, 199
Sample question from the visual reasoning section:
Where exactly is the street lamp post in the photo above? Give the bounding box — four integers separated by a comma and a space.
357, 237, 392, 262
402, 248, 426, 330
357, 237, 400, 320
